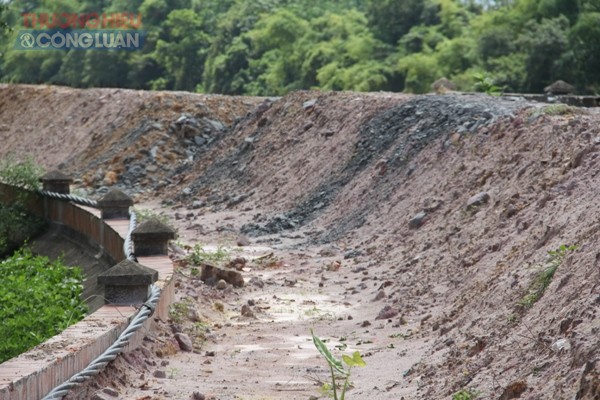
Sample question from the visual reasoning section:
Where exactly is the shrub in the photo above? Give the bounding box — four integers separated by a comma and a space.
0, 155, 44, 191
0, 247, 87, 363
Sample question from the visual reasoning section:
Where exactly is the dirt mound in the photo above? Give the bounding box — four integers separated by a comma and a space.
2, 84, 600, 399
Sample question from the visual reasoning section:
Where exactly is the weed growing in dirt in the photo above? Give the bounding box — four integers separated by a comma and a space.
188, 243, 230, 266
252, 252, 284, 269
452, 388, 480, 400
519, 244, 577, 309
133, 207, 174, 229
169, 298, 194, 324
311, 329, 366, 400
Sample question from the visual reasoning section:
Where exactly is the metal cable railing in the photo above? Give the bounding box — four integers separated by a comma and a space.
35, 191, 161, 399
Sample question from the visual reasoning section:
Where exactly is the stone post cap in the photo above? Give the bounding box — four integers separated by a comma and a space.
98, 259, 158, 286
98, 189, 133, 219
97, 189, 134, 207
39, 170, 73, 184
132, 218, 176, 241
39, 170, 73, 194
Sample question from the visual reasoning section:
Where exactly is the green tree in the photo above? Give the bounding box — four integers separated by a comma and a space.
569, 12, 600, 91
518, 15, 569, 92
153, 9, 209, 90
366, 0, 427, 44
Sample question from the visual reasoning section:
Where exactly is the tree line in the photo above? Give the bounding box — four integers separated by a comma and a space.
0, 0, 599, 95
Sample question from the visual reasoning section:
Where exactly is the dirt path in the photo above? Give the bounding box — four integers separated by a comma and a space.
3, 85, 600, 399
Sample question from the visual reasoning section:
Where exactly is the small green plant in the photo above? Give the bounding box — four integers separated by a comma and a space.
452, 388, 480, 400
188, 243, 230, 265
519, 244, 577, 308
169, 298, 194, 324
168, 367, 179, 379
133, 207, 174, 227
540, 104, 574, 116
311, 329, 366, 400
473, 73, 503, 96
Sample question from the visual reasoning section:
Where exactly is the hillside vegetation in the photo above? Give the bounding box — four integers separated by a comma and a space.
1, 0, 600, 94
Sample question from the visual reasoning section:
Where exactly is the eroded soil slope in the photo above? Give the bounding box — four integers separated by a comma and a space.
1, 84, 599, 399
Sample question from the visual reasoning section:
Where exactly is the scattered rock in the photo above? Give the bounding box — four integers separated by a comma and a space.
498, 380, 527, 400
90, 387, 119, 400
552, 338, 571, 353
409, 211, 427, 229
467, 192, 490, 208
201, 264, 244, 287
236, 235, 251, 246
344, 249, 363, 259
191, 392, 206, 400
194, 135, 207, 146
191, 200, 204, 209
372, 290, 386, 301
303, 99, 317, 110
216, 279, 228, 290
153, 370, 167, 379
249, 276, 265, 288
101, 387, 119, 397
375, 305, 399, 320
431, 77, 457, 93
175, 333, 193, 352
361, 320, 371, 327
241, 304, 255, 318
227, 257, 247, 270
103, 171, 118, 186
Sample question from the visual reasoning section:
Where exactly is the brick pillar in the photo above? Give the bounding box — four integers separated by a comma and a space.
39, 170, 73, 194
98, 259, 158, 305
97, 189, 133, 219
132, 218, 176, 256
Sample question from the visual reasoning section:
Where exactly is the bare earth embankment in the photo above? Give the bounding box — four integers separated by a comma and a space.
1, 84, 599, 400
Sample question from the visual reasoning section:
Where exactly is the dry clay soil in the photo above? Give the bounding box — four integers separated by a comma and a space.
1, 84, 600, 400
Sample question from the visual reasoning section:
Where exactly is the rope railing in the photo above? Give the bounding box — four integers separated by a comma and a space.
33, 190, 162, 400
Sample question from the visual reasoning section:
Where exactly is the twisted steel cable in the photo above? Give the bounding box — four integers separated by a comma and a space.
37, 194, 162, 399
124, 209, 137, 261
38, 190, 99, 208
41, 285, 161, 399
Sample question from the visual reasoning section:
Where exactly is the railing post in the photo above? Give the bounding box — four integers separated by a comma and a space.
98, 259, 158, 305
39, 170, 73, 194
97, 189, 133, 219
131, 218, 176, 256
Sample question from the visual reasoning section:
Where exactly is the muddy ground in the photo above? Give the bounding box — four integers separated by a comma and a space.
1, 84, 599, 400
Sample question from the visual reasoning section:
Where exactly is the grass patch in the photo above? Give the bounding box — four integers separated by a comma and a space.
452, 388, 480, 400
188, 243, 230, 266
519, 244, 577, 309
133, 207, 174, 228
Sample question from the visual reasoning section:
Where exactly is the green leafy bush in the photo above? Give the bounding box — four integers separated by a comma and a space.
0, 156, 46, 256
0, 155, 44, 191
0, 204, 45, 257
0, 247, 87, 363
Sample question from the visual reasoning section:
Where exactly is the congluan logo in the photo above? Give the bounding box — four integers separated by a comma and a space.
15, 29, 146, 51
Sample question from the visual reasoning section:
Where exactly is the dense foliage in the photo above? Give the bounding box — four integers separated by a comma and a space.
0, 247, 87, 363
1, 0, 599, 94
0, 157, 45, 256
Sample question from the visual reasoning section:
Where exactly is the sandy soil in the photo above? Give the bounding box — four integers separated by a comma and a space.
1, 84, 599, 400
